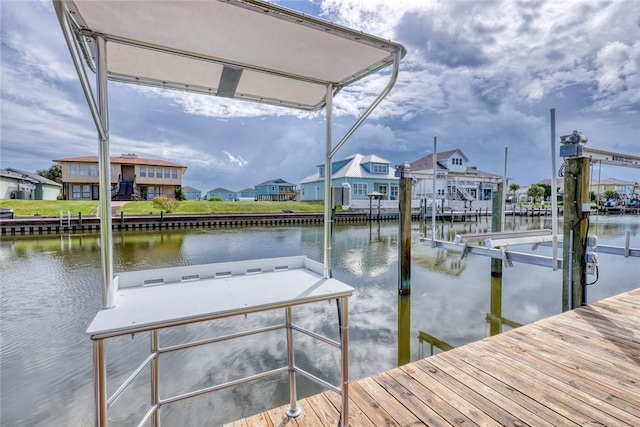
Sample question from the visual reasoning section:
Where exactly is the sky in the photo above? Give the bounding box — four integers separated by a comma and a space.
1, 0, 639, 193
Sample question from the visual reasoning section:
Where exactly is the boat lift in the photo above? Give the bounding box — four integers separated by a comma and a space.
53, 1, 405, 426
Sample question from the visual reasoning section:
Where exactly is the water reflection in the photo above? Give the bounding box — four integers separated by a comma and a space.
1, 216, 638, 426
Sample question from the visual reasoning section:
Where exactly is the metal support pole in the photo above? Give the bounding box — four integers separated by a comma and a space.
96, 35, 115, 308
339, 297, 349, 427
323, 84, 333, 279
502, 146, 508, 232
285, 307, 301, 418
550, 108, 559, 270
94, 339, 108, 427
431, 136, 437, 247
151, 330, 160, 427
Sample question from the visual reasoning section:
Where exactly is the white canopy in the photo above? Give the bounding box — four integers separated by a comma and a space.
55, 0, 405, 110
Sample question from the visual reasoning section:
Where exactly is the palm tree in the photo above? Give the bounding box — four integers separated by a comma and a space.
509, 183, 520, 202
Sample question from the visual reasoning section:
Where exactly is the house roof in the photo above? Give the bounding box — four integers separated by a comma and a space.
256, 178, 295, 187
208, 187, 235, 193
54, 155, 186, 169
0, 167, 62, 187
239, 187, 255, 193
410, 149, 467, 172
55, 0, 405, 111
301, 153, 397, 184
182, 186, 200, 193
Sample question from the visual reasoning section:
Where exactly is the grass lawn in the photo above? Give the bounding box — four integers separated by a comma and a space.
0, 200, 99, 217
1, 199, 330, 217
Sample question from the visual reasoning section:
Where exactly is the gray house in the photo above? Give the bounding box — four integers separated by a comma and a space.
299, 153, 398, 201
0, 168, 62, 200
206, 187, 237, 201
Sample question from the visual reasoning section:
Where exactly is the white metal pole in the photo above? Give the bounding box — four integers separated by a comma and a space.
323, 84, 333, 279
550, 108, 558, 270
502, 146, 508, 232
96, 36, 115, 308
431, 136, 437, 246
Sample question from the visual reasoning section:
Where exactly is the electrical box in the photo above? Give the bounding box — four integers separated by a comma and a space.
560, 144, 584, 158
331, 183, 351, 209
585, 251, 599, 275
585, 235, 598, 249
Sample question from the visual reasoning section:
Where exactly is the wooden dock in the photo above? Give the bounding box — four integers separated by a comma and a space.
225, 287, 640, 426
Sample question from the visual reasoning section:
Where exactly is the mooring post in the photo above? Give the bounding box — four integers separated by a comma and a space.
397, 294, 411, 366
489, 275, 503, 336
562, 156, 590, 309
491, 182, 503, 277
397, 162, 411, 295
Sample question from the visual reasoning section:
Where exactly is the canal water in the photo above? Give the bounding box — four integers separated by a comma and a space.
1, 215, 638, 426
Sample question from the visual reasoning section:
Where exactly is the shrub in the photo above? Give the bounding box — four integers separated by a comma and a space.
152, 196, 179, 213
208, 197, 223, 202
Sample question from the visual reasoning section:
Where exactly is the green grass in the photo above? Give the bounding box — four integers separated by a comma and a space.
0, 200, 99, 217
1, 199, 331, 216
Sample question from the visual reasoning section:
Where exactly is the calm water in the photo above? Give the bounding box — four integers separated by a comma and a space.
1, 215, 638, 426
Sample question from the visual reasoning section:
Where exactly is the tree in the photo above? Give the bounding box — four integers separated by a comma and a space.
509, 183, 520, 201
603, 190, 619, 200
36, 164, 62, 184
527, 184, 545, 203
539, 183, 551, 200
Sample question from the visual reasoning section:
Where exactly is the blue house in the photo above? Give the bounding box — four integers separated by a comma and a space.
299, 154, 398, 201
182, 186, 201, 200
254, 178, 296, 201
238, 187, 256, 201
206, 187, 237, 201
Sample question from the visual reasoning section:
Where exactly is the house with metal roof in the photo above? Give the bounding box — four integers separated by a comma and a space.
182, 186, 201, 201
238, 188, 256, 201
410, 149, 502, 208
54, 154, 187, 201
0, 167, 62, 200
299, 153, 398, 201
206, 187, 237, 201
255, 179, 297, 201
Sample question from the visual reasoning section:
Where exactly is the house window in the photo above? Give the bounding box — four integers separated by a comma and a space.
353, 183, 367, 196
72, 185, 81, 198
390, 185, 399, 200
171, 168, 178, 179
70, 164, 78, 176
164, 168, 170, 178
372, 164, 388, 174
82, 185, 91, 198
156, 168, 163, 178
140, 167, 146, 177
148, 186, 163, 198
79, 164, 87, 176
88, 165, 97, 176
319, 166, 324, 177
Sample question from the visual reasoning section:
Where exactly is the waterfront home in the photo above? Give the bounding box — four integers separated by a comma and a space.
182, 186, 201, 200
254, 178, 297, 201
299, 153, 398, 201
238, 187, 256, 201
0, 167, 62, 200
206, 187, 237, 201
54, 154, 186, 201
410, 149, 502, 209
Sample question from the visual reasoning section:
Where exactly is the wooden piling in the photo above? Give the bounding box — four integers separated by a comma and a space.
562, 157, 590, 310
491, 182, 503, 277
398, 175, 411, 295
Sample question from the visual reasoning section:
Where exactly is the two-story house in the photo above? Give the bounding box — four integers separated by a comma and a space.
54, 154, 187, 201
410, 149, 502, 209
254, 179, 297, 201
299, 153, 398, 201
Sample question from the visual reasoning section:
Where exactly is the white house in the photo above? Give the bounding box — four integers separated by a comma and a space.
410, 149, 503, 209
0, 168, 62, 200
299, 153, 399, 202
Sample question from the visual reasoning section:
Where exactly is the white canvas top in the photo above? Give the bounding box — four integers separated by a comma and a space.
56, 0, 406, 110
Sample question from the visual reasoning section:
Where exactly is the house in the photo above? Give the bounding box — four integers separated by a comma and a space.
182, 186, 201, 200
54, 154, 186, 201
206, 187, 237, 201
238, 187, 256, 201
299, 154, 398, 201
0, 167, 62, 200
254, 179, 297, 201
410, 149, 502, 209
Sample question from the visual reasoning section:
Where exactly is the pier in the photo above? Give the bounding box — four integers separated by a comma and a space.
226, 287, 640, 426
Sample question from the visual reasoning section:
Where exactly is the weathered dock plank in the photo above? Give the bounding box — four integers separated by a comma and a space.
225, 288, 640, 427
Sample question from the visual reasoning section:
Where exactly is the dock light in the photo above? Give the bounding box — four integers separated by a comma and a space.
394, 162, 410, 178
560, 130, 588, 158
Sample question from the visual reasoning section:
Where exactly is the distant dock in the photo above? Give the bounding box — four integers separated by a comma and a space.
226, 287, 640, 426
